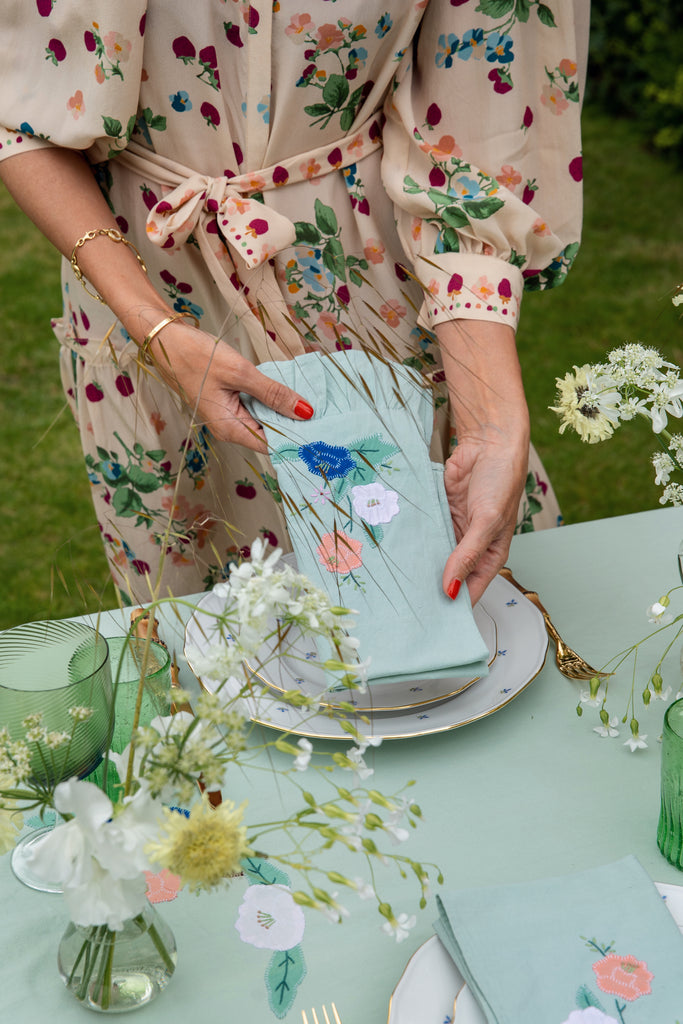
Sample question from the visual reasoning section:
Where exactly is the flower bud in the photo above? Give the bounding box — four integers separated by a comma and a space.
642, 688, 652, 706
589, 675, 601, 698
651, 672, 663, 693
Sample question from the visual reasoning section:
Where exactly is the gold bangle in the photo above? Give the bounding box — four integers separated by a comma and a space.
139, 310, 200, 364
70, 228, 147, 305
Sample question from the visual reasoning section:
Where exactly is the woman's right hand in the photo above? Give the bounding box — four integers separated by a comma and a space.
144, 319, 314, 452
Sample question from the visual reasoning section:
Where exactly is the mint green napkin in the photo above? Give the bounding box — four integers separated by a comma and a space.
244, 350, 489, 686
435, 856, 683, 1023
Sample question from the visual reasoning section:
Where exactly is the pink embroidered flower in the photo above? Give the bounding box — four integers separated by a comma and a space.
472, 277, 495, 302
532, 217, 551, 237
317, 532, 363, 574
94, 64, 106, 84
541, 84, 569, 115
592, 953, 653, 1001
316, 23, 344, 50
410, 218, 422, 241
496, 164, 522, 190
379, 300, 407, 327
67, 90, 86, 119
150, 411, 166, 435
145, 868, 182, 904
363, 238, 385, 264
103, 31, 132, 63
426, 278, 440, 297
351, 483, 400, 525
429, 135, 462, 161
285, 13, 314, 42
559, 58, 577, 77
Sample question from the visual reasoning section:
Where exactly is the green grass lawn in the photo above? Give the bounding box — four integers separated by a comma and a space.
1, 107, 681, 628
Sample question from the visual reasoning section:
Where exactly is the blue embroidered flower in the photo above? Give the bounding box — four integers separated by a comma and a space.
169, 91, 192, 112
173, 298, 204, 318
185, 448, 207, 474
19, 121, 35, 135
348, 46, 368, 70
450, 175, 483, 200
299, 442, 356, 479
343, 163, 357, 186
485, 32, 514, 64
459, 28, 485, 61
102, 460, 124, 482
435, 33, 459, 69
375, 13, 392, 38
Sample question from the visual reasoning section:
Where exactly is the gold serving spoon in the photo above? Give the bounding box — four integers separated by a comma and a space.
499, 567, 612, 681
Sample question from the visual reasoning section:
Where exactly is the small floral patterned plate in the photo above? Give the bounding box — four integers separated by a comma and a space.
387, 885, 683, 1024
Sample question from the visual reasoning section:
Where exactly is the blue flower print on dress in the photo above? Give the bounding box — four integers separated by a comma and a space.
459, 29, 485, 61
375, 13, 393, 38
436, 33, 459, 69
169, 91, 192, 112
486, 32, 514, 64
298, 441, 356, 479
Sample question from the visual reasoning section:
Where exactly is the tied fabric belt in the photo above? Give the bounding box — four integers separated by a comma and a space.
115, 114, 384, 362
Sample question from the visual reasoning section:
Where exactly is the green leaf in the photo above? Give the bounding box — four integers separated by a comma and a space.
294, 221, 322, 246
145, 449, 166, 463
441, 205, 469, 229
353, 433, 401, 466
314, 198, 338, 236
509, 248, 527, 269
323, 237, 346, 281
150, 114, 167, 131
126, 466, 161, 493
96, 446, 111, 461
427, 187, 452, 208
241, 856, 291, 887
339, 106, 355, 132
349, 268, 363, 286
402, 175, 423, 195
439, 226, 460, 252
462, 197, 505, 219
266, 946, 306, 1019
475, 0, 515, 15
346, 461, 376, 487
515, 0, 531, 21
322, 73, 349, 109
575, 985, 605, 1012
125, 114, 137, 140
567, 81, 580, 102
536, 3, 556, 27
303, 102, 333, 118
271, 444, 301, 463
112, 487, 142, 517
102, 116, 123, 138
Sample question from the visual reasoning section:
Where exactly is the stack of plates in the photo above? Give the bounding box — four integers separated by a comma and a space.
184, 572, 548, 742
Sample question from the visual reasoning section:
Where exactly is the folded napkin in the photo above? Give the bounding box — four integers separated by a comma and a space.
435, 856, 683, 1024
244, 350, 489, 686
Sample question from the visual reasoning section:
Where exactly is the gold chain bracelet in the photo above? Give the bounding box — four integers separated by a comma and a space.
70, 228, 147, 304
139, 310, 200, 364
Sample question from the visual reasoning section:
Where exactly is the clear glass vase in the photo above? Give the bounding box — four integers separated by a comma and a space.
57, 901, 177, 1013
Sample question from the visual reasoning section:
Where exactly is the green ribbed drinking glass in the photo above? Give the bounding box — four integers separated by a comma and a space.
657, 698, 683, 869
0, 620, 112, 890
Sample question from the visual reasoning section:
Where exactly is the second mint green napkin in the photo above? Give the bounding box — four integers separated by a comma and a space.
435, 856, 683, 1023
244, 350, 489, 687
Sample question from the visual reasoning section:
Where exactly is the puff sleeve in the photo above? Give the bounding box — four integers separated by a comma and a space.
0, 1, 146, 165
381, 0, 591, 332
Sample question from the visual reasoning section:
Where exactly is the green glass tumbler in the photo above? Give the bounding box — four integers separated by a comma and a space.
93, 636, 171, 799
0, 620, 112, 890
657, 698, 683, 869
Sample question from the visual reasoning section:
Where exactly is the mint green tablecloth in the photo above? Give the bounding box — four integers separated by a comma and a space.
3, 508, 683, 1023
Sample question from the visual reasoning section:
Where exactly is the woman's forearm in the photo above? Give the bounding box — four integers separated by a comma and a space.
0, 147, 172, 341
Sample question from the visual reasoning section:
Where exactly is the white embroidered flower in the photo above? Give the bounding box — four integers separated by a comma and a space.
351, 482, 400, 525
235, 883, 306, 950
560, 1008, 618, 1024
381, 912, 416, 943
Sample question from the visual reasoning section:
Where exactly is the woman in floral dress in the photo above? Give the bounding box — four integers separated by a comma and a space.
0, 0, 589, 605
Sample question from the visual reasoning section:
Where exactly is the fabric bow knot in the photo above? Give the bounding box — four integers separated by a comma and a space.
145, 172, 297, 270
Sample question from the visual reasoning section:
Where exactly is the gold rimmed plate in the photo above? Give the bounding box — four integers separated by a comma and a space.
184, 574, 547, 741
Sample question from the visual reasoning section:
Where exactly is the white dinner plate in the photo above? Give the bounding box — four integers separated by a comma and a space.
184, 573, 547, 741
386, 884, 683, 1024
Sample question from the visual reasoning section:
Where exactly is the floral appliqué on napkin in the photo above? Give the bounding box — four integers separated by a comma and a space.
272, 434, 401, 591
234, 857, 307, 1019
560, 936, 658, 1024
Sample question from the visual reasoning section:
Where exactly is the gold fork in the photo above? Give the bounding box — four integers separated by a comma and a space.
302, 1005, 342, 1024
499, 567, 612, 681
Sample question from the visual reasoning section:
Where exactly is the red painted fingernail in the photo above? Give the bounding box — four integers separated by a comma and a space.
294, 399, 314, 420
447, 578, 461, 601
